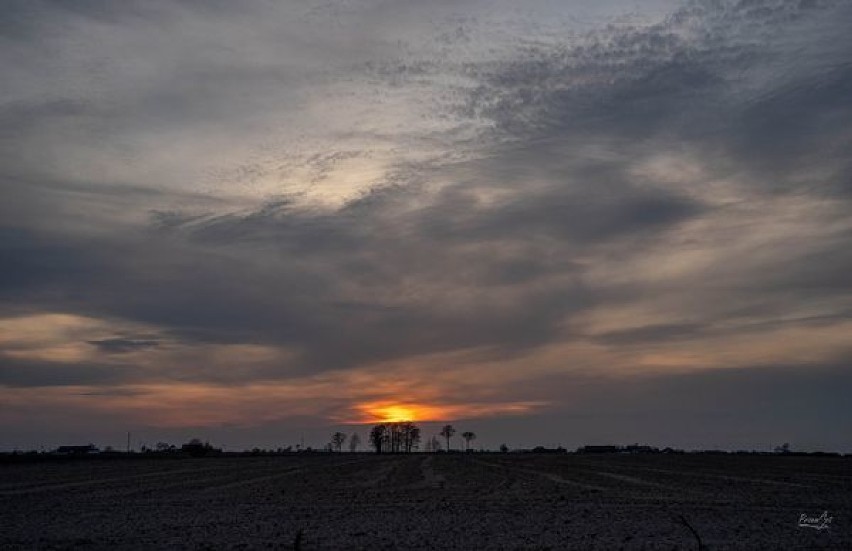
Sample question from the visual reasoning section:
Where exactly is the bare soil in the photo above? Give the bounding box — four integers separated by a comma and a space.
1, 453, 849, 549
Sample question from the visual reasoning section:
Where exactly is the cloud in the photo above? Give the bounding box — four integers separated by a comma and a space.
0, 356, 134, 388
1, 0, 851, 449
2, 354, 849, 451
592, 322, 706, 345
87, 338, 160, 354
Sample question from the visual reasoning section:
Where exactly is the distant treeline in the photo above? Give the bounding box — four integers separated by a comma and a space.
2, 436, 847, 463
573, 444, 844, 456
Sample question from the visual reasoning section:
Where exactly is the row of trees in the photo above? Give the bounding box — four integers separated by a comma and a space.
329, 424, 478, 454
436, 425, 477, 452
369, 422, 421, 453
328, 432, 361, 453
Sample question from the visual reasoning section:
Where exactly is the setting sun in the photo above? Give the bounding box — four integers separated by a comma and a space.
352, 401, 455, 424
377, 405, 417, 422
349, 400, 544, 425
365, 403, 421, 423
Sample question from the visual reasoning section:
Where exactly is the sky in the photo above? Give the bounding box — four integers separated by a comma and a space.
1, 0, 851, 452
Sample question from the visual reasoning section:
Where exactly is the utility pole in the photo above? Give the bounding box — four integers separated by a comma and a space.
126, 432, 131, 454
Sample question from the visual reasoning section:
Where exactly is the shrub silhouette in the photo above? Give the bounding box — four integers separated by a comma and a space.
181, 438, 213, 457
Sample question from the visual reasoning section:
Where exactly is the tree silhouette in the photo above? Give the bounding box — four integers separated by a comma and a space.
349, 433, 361, 452
400, 422, 421, 453
181, 438, 213, 457
774, 442, 791, 454
155, 441, 176, 452
369, 422, 422, 453
440, 424, 456, 451
388, 423, 401, 453
462, 431, 476, 451
331, 432, 347, 452
370, 424, 387, 454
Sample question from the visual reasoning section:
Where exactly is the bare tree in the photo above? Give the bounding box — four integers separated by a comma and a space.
155, 442, 176, 452
367, 422, 421, 453
370, 424, 387, 454
349, 433, 361, 452
388, 423, 402, 453
440, 424, 456, 451
462, 431, 476, 451
331, 431, 346, 452
400, 422, 421, 453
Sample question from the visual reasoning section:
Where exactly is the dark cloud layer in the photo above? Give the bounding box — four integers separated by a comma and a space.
87, 338, 160, 354
0, 356, 136, 388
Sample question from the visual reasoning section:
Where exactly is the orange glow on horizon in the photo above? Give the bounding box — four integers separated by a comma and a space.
349, 400, 545, 425
372, 404, 419, 422
356, 402, 432, 423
